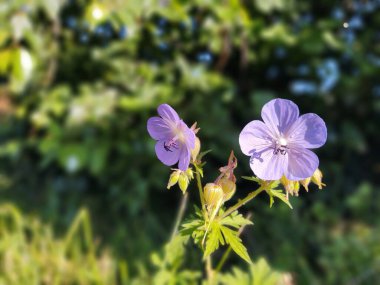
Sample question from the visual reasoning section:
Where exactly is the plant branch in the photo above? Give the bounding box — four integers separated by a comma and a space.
221, 187, 265, 219
170, 192, 189, 240
206, 255, 214, 284
195, 169, 206, 214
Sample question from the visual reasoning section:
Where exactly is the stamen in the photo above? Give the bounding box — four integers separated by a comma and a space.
273, 137, 288, 155
164, 139, 179, 152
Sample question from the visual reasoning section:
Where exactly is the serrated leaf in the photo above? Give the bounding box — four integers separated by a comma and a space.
220, 211, 253, 229
220, 226, 252, 264
242, 176, 261, 183
204, 221, 224, 257
219, 267, 250, 285
220, 258, 288, 285
180, 206, 205, 244
266, 189, 293, 209
180, 217, 203, 237
251, 258, 283, 285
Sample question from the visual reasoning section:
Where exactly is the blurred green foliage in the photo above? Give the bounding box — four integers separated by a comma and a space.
0, 0, 379, 284
0, 203, 124, 284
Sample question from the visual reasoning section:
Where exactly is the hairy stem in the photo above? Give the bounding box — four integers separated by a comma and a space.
221, 187, 265, 219
170, 192, 189, 240
215, 212, 253, 272
206, 255, 214, 283
195, 169, 206, 214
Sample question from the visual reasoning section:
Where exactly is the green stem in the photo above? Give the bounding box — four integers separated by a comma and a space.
215, 247, 232, 273
195, 169, 206, 214
221, 187, 264, 219
170, 192, 189, 240
206, 255, 214, 284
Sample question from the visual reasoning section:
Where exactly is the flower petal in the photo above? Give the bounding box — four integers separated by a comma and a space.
285, 147, 319, 180
157, 104, 180, 122
261, 99, 299, 137
287, 113, 327, 149
180, 121, 196, 149
147, 117, 172, 140
249, 147, 288, 180
178, 147, 191, 171
239, 120, 273, 156
155, 140, 180, 166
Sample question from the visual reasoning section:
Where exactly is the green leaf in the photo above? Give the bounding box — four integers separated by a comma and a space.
204, 221, 224, 257
220, 211, 253, 229
219, 267, 250, 285
242, 176, 261, 183
266, 189, 293, 209
251, 258, 283, 285
220, 225, 252, 264
202, 210, 252, 263
0, 49, 11, 74
180, 206, 205, 244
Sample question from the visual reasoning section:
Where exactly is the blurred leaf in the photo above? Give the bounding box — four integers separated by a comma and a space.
0, 49, 11, 74
255, 0, 293, 13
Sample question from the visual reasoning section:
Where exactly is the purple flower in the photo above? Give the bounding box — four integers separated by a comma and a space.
147, 104, 195, 171
239, 99, 327, 181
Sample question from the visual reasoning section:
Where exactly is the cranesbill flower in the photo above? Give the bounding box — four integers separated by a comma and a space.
239, 98, 327, 180
147, 104, 195, 171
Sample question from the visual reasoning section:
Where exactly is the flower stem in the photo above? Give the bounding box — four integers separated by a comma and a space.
221, 187, 265, 219
195, 169, 206, 214
170, 192, 189, 240
215, 212, 252, 272
206, 255, 214, 284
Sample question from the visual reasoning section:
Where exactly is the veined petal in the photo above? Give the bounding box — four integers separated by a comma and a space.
181, 121, 196, 149
155, 140, 180, 166
249, 147, 288, 180
239, 120, 273, 156
147, 117, 172, 140
158, 104, 180, 122
285, 147, 319, 180
287, 113, 327, 149
261, 99, 299, 137
178, 147, 191, 171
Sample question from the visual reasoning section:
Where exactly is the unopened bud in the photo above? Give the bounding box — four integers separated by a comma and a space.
186, 168, 194, 179
191, 137, 201, 162
280, 176, 300, 196
300, 177, 311, 191
178, 172, 189, 194
311, 168, 325, 189
167, 170, 180, 189
204, 183, 223, 208
300, 168, 325, 191
219, 178, 236, 202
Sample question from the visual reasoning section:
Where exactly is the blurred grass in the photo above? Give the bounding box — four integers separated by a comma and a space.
0, 203, 126, 285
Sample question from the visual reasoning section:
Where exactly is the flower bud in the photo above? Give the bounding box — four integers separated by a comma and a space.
167, 170, 181, 189
219, 177, 236, 202
300, 177, 311, 192
191, 137, 201, 162
300, 168, 326, 191
203, 183, 223, 208
280, 176, 300, 196
311, 168, 325, 189
185, 168, 194, 179
178, 172, 189, 194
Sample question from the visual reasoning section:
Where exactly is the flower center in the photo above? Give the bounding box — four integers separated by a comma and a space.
273, 137, 288, 155
163, 123, 186, 152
